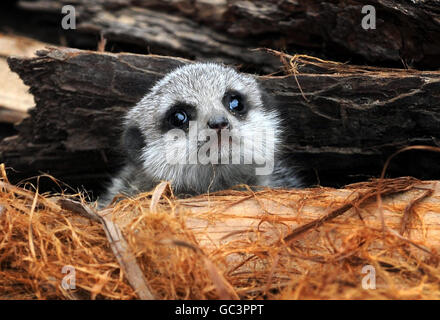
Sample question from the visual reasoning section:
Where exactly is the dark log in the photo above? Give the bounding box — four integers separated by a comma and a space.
3, 47, 440, 194
16, 0, 440, 70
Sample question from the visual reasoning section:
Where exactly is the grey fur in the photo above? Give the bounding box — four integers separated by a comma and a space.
100, 63, 301, 206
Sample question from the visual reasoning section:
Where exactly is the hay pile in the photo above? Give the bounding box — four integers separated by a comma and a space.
0, 170, 439, 299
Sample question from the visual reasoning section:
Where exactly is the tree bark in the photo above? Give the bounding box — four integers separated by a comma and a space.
16, 0, 440, 70
3, 47, 440, 193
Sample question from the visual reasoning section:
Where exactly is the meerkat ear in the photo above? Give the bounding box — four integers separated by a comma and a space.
259, 84, 277, 113
122, 124, 145, 165
259, 84, 289, 122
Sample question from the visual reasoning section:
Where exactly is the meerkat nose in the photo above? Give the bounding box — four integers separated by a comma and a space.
208, 116, 230, 130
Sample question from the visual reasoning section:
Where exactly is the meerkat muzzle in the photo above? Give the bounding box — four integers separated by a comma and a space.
207, 116, 230, 130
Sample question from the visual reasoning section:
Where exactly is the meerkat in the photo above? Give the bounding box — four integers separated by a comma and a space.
100, 62, 301, 206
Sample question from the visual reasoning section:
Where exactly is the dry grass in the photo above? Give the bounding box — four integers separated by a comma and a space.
1, 168, 439, 300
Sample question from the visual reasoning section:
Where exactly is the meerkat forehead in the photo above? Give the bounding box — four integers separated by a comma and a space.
150, 63, 263, 114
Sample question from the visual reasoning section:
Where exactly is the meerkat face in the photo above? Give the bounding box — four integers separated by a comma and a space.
123, 63, 281, 192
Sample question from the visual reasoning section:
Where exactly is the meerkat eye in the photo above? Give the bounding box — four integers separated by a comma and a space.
229, 96, 244, 112
169, 110, 188, 127
223, 91, 246, 115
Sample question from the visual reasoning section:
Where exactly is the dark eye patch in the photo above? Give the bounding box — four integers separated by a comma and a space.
222, 90, 248, 118
161, 102, 196, 132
